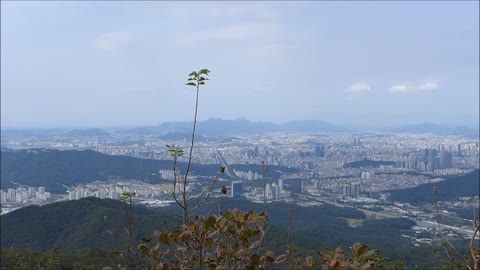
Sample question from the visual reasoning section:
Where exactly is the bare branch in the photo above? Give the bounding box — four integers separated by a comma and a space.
187, 172, 224, 206
434, 185, 474, 270
469, 206, 480, 270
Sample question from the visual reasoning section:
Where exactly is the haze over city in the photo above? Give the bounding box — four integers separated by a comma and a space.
1, 1, 478, 129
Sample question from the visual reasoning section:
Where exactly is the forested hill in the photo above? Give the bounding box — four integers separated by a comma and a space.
389, 169, 480, 203
1, 149, 296, 193
1, 197, 179, 252
0, 197, 321, 256
0, 149, 220, 193
0, 197, 437, 268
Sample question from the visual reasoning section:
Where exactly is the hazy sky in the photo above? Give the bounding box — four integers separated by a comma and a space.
1, 1, 479, 129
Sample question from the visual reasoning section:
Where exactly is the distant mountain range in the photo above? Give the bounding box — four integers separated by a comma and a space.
118, 119, 480, 137
64, 128, 111, 137
159, 131, 207, 142
2, 118, 477, 137
385, 122, 479, 138
123, 118, 349, 136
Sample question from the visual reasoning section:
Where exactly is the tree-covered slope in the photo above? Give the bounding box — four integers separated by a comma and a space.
0, 149, 223, 193
1, 196, 443, 268
0, 197, 180, 252
160, 198, 437, 268
389, 169, 480, 203
0, 148, 296, 193
0, 197, 321, 255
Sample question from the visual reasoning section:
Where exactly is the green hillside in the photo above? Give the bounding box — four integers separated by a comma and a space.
1, 197, 326, 268
0, 149, 221, 193
0, 197, 179, 252
160, 199, 438, 268
389, 169, 480, 203
0, 148, 294, 193
1, 196, 445, 268
0, 197, 321, 254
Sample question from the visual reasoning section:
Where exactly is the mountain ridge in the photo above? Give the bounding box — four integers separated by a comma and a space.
3, 118, 477, 137
0, 149, 224, 193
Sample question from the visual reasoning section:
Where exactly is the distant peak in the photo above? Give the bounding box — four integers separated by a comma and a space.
235, 117, 250, 122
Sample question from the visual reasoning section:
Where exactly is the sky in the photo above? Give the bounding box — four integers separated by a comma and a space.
1, 1, 479, 129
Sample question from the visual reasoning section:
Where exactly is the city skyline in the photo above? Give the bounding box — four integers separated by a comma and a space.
1, 1, 479, 128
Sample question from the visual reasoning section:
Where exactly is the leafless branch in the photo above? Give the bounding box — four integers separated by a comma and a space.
469, 206, 480, 270
434, 185, 473, 270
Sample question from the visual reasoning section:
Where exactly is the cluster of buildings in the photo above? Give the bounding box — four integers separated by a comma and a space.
2, 130, 479, 217
68, 187, 119, 201
233, 169, 258, 181
233, 179, 290, 202
67, 180, 175, 201
0, 186, 51, 203
404, 149, 455, 171
265, 179, 285, 200
343, 183, 362, 197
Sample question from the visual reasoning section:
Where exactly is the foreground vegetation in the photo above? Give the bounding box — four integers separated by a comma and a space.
3, 196, 476, 269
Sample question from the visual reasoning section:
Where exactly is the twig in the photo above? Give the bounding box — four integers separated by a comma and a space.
434, 185, 473, 270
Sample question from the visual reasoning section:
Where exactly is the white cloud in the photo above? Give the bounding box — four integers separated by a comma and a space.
174, 23, 279, 45
165, 2, 280, 20
93, 32, 133, 50
347, 83, 371, 93
389, 81, 439, 93
418, 81, 438, 91
388, 84, 412, 93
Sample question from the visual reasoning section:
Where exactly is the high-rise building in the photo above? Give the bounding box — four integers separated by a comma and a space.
313, 180, 320, 190
423, 149, 430, 165
68, 191, 75, 201
28, 187, 35, 198
0, 190, 6, 203
266, 183, 272, 199
440, 152, 453, 169
97, 189, 107, 199
75, 190, 82, 200
231, 181, 243, 198
353, 138, 361, 146
15, 192, 23, 203
278, 179, 284, 193
315, 145, 325, 157
343, 184, 351, 197
7, 189, 16, 202
411, 156, 418, 170
353, 183, 361, 197
21, 191, 29, 201
83, 188, 92, 198
428, 149, 439, 171
361, 172, 371, 179
108, 190, 118, 200
271, 184, 278, 200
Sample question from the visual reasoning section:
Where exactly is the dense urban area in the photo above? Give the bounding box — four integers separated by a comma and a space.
2, 129, 479, 249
